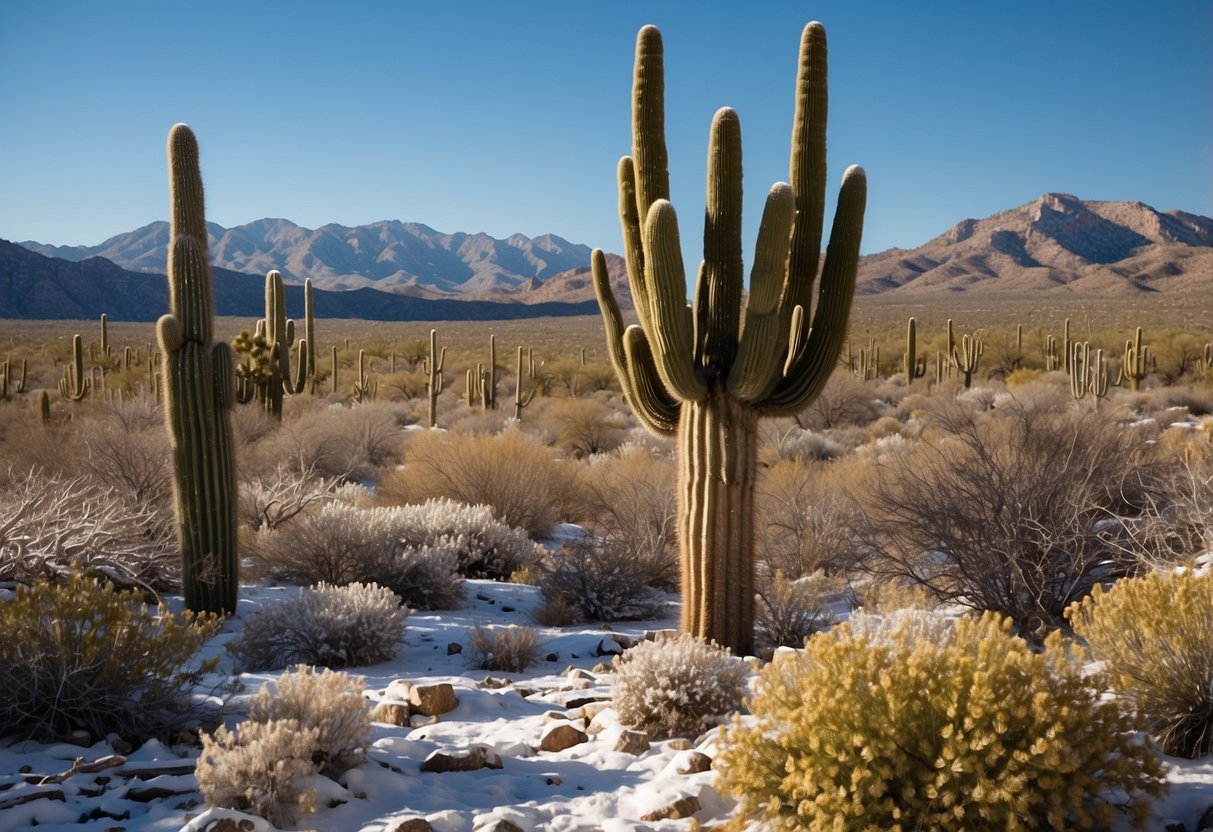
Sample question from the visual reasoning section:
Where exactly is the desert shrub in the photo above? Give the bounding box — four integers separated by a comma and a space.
249, 400, 405, 482
385, 498, 536, 579
466, 625, 541, 673
248, 665, 372, 777
768, 426, 846, 462
379, 425, 578, 537
228, 581, 407, 671
0, 470, 179, 590
248, 502, 467, 608
613, 633, 748, 740
754, 572, 839, 650
1005, 367, 1045, 388
238, 464, 340, 533
851, 576, 940, 614
800, 371, 881, 430
540, 397, 630, 458
196, 719, 319, 828
854, 398, 1167, 633
755, 459, 858, 578
535, 538, 669, 621
572, 444, 678, 590
0, 570, 221, 741
717, 611, 1167, 831
531, 593, 582, 627
1068, 567, 1213, 758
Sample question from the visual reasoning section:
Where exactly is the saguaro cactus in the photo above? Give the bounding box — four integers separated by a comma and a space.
1121, 326, 1148, 392
951, 332, 983, 389
157, 123, 238, 615
259, 270, 308, 418
513, 345, 539, 420
903, 318, 926, 384
59, 334, 91, 401
593, 23, 866, 654
424, 328, 445, 428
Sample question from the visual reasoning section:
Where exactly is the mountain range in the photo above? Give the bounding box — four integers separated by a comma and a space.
5, 194, 1211, 320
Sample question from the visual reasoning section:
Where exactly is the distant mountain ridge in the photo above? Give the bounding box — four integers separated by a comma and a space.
0, 240, 604, 322
21, 219, 595, 297
856, 193, 1213, 295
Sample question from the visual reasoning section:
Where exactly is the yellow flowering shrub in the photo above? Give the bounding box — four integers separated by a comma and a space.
716, 611, 1166, 831
1068, 567, 1213, 758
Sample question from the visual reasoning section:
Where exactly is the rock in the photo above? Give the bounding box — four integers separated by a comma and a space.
473, 819, 523, 832
66, 729, 92, 747
542, 711, 570, 724
501, 605, 516, 613
674, 750, 713, 774
476, 593, 492, 602
420, 744, 503, 773
594, 638, 623, 657
585, 709, 613, 736
579, 701, 611, 722
614, 730, 650, 755
641, 795, 701, 821
539, 723, 588, 752
409, 683, 458, 716
446, 642, 462, 655
667, 738, 692, 750
385, 679, 415, 701
591, 661, 613, 674
611, 634, 634, 650
388, 819, 434, 832
409, 714, 440, 729
564, 695, 609, 710
545, 775, 563, 785
566, 667, 595, 682
545, 653, 559, 662
567, 677, 592, 690
479, 676, 513, 689
199, 816, 259, 832
371, 702, 412, 726
643, 629, 680, 643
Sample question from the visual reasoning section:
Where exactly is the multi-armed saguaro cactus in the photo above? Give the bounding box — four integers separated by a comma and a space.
593, 23, 866, 654
1121, 326, 1148, 392
352, 349, 377, 403
951, 332, 983, 389
59, 334, 91, 401
513, 345, 539, 420
479, 334, 498, 411
157, 123, 238, 615
259, 270, 308, 419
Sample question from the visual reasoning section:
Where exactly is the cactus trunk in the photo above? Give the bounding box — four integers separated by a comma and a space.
678, 393, 758, 649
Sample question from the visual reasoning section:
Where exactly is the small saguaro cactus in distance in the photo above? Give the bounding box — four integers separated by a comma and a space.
480, 334, 498, 411
59, 334, 91, 401
352, 349, 377, 403
1121, 326, 1148, 392
259, 270, 308, 419
513, 345, 539, 420
592, 22, 866, 655
157, 123, 238, 615
951, 332, 983, 389
903, 317, 926, 384
424, 328, 445, 428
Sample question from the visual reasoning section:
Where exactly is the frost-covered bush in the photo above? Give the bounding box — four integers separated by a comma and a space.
466, 625, 540, 673
1069, 567, 1213, 758
0, 471, 178, 590
754, 572, 839, 649
535, 538, 669, 621
717, 611, 1167, 831
379, 498, 537, 579
612, 634, 748, 740
196, 719, 319, 828
250, 502, 465, 609
228, 582, 407, 671
248, 665, 371, 777
0, 570, 220, 741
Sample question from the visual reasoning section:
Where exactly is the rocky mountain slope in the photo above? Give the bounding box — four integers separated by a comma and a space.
857, 193, 1213, 295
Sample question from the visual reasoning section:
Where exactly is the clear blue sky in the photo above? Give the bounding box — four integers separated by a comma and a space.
2, 0, 1210, 263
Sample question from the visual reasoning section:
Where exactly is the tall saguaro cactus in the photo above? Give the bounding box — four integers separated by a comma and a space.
593, 23, 866, 654
157, 123, 238, 615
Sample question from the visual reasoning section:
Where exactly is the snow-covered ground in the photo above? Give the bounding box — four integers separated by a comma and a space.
3, 579, 1213, 832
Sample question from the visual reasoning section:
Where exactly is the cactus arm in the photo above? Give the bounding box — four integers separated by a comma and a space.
632, 26, 670, 215
762, 165, 866, 414
697, 107, 744, 373
727, 182, 796, 400
641, 200, 707, 402
778, 21, 829, 333
622, 326, 681, 435
303, 278, 315, 380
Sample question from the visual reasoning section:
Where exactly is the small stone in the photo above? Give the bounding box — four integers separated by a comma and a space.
388, 820, 434, 832
420, 744, 503, 773
409, 714, 440, 729
641, 795, 701, 821
614, 730, 650, 755
674, 750, 713, 774
409, 683, 458, 716
567, 677, 592, 690
591, 661, 613, 674
544, 775, 563, 786
201, 819, 257, 832
501, 605, 516, 613
371, 702, 412, 726
565, 694, 610, 710
476, 593, 491, 601
667, 738, 692, 750
611, 634, 634, 650
446, 642, 462, 655
542, 711, 570, 723
473, 820, 523, 832
538, 722, 588, 752
479, 676, 513, 689
545, 653, 559, 662
566, 667, 595, 682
